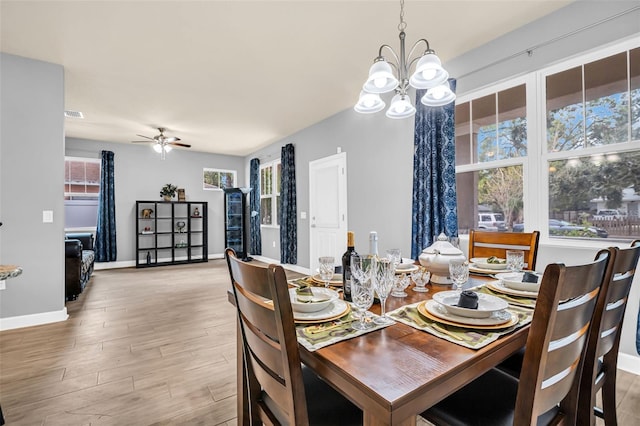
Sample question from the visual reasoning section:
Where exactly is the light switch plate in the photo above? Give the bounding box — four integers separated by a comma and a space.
43, 210, 53, 223
0, 280, 5, 290
300, 211, 307, 219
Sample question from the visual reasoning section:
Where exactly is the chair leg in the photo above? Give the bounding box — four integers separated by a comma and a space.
601, 375, 618, 426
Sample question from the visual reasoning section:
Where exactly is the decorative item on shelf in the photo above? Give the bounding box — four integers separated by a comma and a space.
146, 251, 151, 265
177, 188, 186, 201
141, 208, 153, 218
176, 221, 186, 233
175, 239, 187, 248
192, 207, 200, 217
160, 183, 177, 201
142, 226, 153, 234
354, 0, 455, 119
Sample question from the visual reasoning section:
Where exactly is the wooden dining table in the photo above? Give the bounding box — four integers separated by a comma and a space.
229, 274, 530, 426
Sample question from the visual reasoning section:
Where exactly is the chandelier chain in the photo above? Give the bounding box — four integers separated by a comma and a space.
398, 0, 407, 32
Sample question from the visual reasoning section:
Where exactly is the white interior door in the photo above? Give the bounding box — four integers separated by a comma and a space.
309, 152, 347, 273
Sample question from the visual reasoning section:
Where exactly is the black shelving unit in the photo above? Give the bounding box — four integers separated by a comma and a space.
135, 200, 208, 268
223, 187, 252, 261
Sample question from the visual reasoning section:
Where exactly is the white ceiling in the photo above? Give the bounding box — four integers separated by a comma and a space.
1, 1, 573, 156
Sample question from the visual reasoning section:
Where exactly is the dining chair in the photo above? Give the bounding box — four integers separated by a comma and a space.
577, 240, 640, 426
225, 248, 362, 426
468, 229, 540, 270
420, 249, 611, 426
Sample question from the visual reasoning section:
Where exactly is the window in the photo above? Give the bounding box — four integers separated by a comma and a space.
260, 160, 281, 226
64, 157, 100, 229
456, 39, 640, 242
455, 82, 527, 234
203, 168, 236, 190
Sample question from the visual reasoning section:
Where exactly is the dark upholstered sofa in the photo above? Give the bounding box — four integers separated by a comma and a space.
65, 233, 95, 301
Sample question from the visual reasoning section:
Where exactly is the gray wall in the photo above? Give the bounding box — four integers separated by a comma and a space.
66, 138, 245, 262
0, 53, 66, 319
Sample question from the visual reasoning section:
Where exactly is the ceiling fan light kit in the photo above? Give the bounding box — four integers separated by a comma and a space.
132, 127, 190, 160
354, 0, 455, 119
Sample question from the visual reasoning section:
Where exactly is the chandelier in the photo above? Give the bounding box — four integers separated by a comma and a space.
354, 0, 455, 119
153, 141, 173, 160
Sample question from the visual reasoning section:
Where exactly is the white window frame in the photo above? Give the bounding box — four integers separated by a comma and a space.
260, 160, 281, 228
456, 37, 640, 247
64, 156, 101, 232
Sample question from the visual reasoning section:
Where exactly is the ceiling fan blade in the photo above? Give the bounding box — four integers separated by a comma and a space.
169, 142, 191, 148
131, 140, 152, 143
135, 134, 155, 140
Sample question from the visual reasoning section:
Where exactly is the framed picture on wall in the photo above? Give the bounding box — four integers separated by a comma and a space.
203, 168, 236, 190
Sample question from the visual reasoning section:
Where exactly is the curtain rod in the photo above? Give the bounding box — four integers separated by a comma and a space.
456, 5, 640, 80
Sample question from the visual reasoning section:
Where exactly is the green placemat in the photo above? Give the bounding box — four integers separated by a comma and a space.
296, 306, 393, 352
388, 302, 533, 350
472, 282, 537, 309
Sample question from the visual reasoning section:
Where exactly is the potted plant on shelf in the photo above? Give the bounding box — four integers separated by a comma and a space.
160, 183, 177, 201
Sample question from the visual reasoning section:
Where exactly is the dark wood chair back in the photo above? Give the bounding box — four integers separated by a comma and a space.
225, 248, 308, 425
468, 229, 541, 270
578, 240, 640, 425
514, 249, 611, 425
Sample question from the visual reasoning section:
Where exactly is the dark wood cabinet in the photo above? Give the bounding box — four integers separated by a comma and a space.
135, 200, 208, 268
223, 188, 252, 261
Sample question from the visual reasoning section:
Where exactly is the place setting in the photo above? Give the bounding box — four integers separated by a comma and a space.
292, 255, 394, 352
389, 258, 534, 349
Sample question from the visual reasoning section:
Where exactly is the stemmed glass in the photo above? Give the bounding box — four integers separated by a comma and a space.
318, 256, 335, 288
391, 273, 410, 297
449, 259, 469, 293
351, 254, 374, 319
372, 258, 395, 325
506, 250, 525, 273
351, 255, 375, 330
385, 249, 401, 269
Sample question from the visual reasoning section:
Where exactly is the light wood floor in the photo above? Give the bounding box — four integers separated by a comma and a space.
1, 260, 639, 425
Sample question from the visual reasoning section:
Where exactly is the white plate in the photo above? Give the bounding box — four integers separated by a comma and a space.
487, 280, 539, 299
432, 290, 509, 318
289, 288, 339, 313
395, 263, 419, 274
424, 300, 514, 326
311, 273, 343, 286
494, 272, 543, 292
292, 298, 349, 322
470, 257, 508, 270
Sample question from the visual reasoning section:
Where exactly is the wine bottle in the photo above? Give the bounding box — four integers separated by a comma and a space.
342, 231, 357, 302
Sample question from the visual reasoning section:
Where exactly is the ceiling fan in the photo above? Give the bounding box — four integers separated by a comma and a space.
132, 127, 191, 159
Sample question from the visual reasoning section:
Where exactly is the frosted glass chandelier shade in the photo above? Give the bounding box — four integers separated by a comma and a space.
363, 61, 399, 94
354, 91, 386, 113
421, 80, 456, 107
409, 53, 449, 89
385, 94, 416, 119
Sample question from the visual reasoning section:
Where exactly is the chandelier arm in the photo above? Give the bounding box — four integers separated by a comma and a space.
378, 44, 401, 69
406, 38, 432, 62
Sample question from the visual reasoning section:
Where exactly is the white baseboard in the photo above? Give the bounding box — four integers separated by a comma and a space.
94, 260, 135, 270
0, 307, 68, 331
618, 353, 640, 376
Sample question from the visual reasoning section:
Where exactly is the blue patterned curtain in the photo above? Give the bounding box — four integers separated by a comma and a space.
636, 308, 639, 354
411, 79, 458, 259
249, 158, 262, 255
95, 150, 117, 262
279, 143, 297, 264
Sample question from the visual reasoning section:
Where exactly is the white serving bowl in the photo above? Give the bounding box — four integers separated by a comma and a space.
494, 272, 543, 292
432, 290, 509, 318
289, 287, 339, 313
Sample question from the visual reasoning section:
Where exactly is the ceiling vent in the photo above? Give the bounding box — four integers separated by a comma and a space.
64, 110, 84, 119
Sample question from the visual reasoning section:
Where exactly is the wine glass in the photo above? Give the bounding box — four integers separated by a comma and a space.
318, 256, 335, 288
506, 250, 525, 273
372, 258, 395, 325
385, 249, 401, 270
449, 259, 469, 293
351, 270, 374, 331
